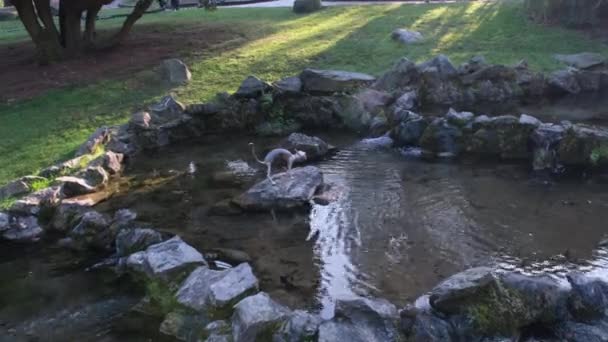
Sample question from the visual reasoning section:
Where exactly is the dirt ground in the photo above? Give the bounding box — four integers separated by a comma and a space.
0, 23, 246, 102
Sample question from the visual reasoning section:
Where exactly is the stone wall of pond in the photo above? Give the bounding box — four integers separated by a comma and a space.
3, 53, 608, 341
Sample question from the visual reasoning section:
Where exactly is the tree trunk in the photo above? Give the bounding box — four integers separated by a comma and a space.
111, 0, 153, 45
13, 0, 154, 63
5, 0, 13, 7
13, 0, 63, 63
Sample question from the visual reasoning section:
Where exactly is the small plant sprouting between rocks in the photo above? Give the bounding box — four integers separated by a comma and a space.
590, 145, 608, 166
0, 197, 16, 211
29, 178, 53, 192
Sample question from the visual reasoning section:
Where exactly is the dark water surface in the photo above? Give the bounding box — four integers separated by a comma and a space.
3, 133, 608, 339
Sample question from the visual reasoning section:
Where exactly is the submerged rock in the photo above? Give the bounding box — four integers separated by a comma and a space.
176, 263, 259, 314
126, 236, 207, 283
280, 133, 331, 160
232, 292, 289, 342
233, 166, 323, 212
115, 228, 163, 257
300, 69, 376, 93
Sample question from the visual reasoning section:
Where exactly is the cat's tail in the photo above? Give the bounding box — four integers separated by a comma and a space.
249, 143, 265, 165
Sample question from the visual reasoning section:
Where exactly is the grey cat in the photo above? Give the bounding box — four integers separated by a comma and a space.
249, 142, 307, 184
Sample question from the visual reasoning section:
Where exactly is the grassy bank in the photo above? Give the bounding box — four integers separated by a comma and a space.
1, 1, 608, 184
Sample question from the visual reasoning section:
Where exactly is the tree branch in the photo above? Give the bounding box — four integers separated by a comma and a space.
110, 0, 153, 46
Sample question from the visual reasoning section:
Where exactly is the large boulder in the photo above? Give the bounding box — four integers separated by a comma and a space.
176, 263, 259, 315
429, 267, 497, 315
334, 95, 374, 132
554, 53, 606, 70
231, 292, 290, 342
280, 133, 331, 160
115, 228, 163, 257
160, 58, 192, 86
418, 54, 458, 78
233, 166, 323, 212
126, 236, 207, 283
391, 29, 423, 45
300, 69, 375, 93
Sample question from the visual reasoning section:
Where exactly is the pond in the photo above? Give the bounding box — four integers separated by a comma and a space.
3, 132, 608, 340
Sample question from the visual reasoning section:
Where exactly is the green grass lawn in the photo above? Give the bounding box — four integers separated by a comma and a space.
1, 0, 608, 185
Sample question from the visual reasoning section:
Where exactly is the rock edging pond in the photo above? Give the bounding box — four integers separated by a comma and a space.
3, 53, 608, 341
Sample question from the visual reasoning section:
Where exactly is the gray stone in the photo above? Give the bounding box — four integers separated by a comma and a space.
418, 55, 458, 78
75, 127, 110, 157
446, 108, 475, 127
429, 267, 496, 314
335, 95, 374, 132
2, 216, 43, 242
458, 55, 487, 74
300, 69, 375, 93
176, 263, 259, 313
356, 89, 392, 114
232, 292, 289, 342
374, 58, 420, 91
554, 53, 606, 70
519, 114, 542, 128
369, 116, 389, 138
130, 111, 152, 129
233, 166, 324, 212
235, 76, 271, 98
333, 297, 400, 342
69, 211, 113, 250
393, 91, 418, 114
115, 228, 163, 257
558, 124, 608, 166
160, 58, 192, 86
126, 236, 207, 283
556, 320, 608, 342
419, 118, 464, 156
548, 69, 581, 94
159, 311, 208, 342
57, 176, 96, 198
0, 179, 29, 201
148, 95, 186, 119
390, 114, 428, 147
205, 320, 231, 335
273, 76, 302, 94
9, 186, 61, 216
391, 28, 423, 45
318, 320, 365, 342
0, 212, 9, 232
567, 273, 608, 321
273, 310, 321, 342
407, 311, 454, 342
78, 166, 109, 187
280, 133, 330, 160
206, 334, 232, 342
90, 151, 124, 175
50, 202, 90, 232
